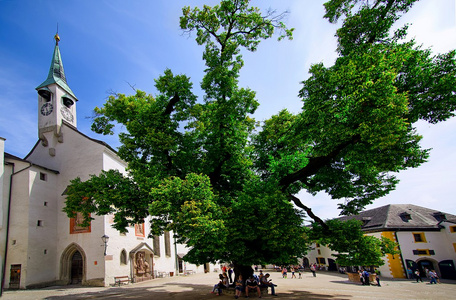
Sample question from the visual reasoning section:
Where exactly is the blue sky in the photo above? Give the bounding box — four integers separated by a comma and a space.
0, 0, 455, 220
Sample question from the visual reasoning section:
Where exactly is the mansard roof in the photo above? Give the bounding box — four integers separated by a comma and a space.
337, 204, 456, 232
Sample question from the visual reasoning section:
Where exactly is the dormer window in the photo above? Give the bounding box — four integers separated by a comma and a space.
362, 217, 372, 227
433, 212, 446, 222
400, 212, 412, 222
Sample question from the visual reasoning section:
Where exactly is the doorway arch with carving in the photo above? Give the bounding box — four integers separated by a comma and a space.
60, 243, 87, 285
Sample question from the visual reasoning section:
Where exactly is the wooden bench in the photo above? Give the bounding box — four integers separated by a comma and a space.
114, 276, 130, 286
156, 271, 169, 278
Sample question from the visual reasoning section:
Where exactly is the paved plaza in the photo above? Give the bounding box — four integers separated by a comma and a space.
2, 270, 455, 300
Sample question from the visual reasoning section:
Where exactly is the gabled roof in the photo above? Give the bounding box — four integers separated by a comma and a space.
337, 204, 456, 232
24, 121, 119, 161
129, 242, 154, 255
4, 152, 59, 174
36, 34, 77, 100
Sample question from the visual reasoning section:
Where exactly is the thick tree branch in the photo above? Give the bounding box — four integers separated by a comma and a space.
163, 92, 180, 116
288, 194, 329, 231
279, 134, 360, 190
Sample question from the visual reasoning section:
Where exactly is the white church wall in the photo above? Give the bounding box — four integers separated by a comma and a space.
102, 150, 127, 174
5, 163, 31, 289
25, 167, 59, 287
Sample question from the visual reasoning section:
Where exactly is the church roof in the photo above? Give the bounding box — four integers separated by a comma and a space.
36, 34, 77, 100
4, 152, 59, 174
337, 204, 456, 232
24, 121, 119, 161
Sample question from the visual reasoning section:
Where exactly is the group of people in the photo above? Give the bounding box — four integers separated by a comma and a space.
358, 269, 381, 286
212, 269, 277, 298
280, 264, 317, 278
409, 267, 440, 284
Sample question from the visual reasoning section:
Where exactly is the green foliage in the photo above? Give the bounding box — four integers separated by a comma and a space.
63, 170, 150, 232
309, 219, 400, 267
64, 0, 455, 269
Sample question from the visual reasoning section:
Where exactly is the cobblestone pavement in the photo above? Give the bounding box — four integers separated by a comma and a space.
2, 271, 455, 300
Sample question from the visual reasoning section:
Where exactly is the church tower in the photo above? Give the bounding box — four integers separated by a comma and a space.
36, 33, 78, 146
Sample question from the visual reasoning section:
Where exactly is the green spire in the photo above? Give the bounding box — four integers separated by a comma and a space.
36, 33, 77, 100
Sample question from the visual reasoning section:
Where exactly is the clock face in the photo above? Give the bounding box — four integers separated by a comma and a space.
60, 107, 74, 122
40, 103, 53, 116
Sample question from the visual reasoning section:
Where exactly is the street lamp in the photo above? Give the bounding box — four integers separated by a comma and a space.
101, 234, 109, 256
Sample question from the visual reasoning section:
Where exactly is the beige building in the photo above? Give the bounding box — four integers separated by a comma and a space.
304, 204, 456, 279
0, 34, 214, 290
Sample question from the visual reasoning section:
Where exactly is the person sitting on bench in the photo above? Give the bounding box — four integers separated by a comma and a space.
245, 275, 261, 298
260, 273, 277, 296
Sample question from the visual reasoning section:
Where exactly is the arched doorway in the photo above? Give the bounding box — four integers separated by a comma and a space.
302, 257, 310, 268
71, 251, 83, 284
60, 243, 87, 285
405, 259, 418, 279
328, 259, 337, 271
418, 259, 435, 273
439, 260, 456, 279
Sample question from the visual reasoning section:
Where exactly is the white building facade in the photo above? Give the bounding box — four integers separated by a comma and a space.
0, 34, 214, 290
304, 204, 456, 280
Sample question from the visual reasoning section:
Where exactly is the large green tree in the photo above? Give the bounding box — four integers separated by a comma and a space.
64, 0, 456, 277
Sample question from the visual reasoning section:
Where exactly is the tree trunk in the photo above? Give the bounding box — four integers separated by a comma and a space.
232, 262, 253, 284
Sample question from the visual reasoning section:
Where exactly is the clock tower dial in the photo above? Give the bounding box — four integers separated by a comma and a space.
60, 107, 74, 122
40, 102, 54, 116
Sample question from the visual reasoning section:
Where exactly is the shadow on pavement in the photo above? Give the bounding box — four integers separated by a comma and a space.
44, 282, 352, 300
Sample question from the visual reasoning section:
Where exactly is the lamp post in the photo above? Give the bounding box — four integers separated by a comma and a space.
101, 234, 109, 256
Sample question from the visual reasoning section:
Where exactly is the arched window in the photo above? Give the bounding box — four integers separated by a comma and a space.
165, 231, 171, 257
153, 235, 161, 257
120, 249, 127, 265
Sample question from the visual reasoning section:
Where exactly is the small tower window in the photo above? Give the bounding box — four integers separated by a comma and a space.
62, 95, 74, 108
40, 172, 47, 181
38, 87, 52, 102
37, 220, 43, 227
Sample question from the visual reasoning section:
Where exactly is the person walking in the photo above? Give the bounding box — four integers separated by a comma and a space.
429, 270, 438, 284
358, 270, 364, 285
375, 273, 381, 287
291, 267, 296, 279
310, 264, 316, 277
407, 268, 413, 279
228, 267, 233, 284
414, 269, 422, 282
362, 269, 370, 286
